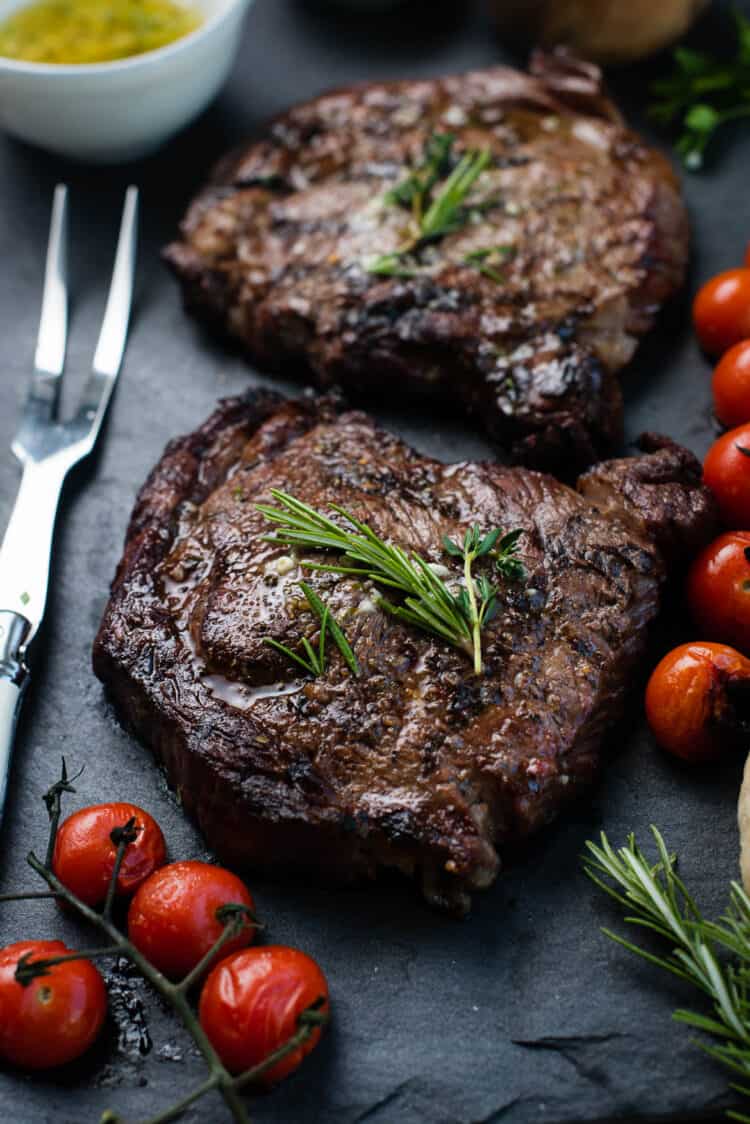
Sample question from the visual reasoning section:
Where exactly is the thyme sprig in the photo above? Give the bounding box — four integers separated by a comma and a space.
650, 10, 750, 169
442, 525, 524, 675
256, 490, 524, 675
365, 133, 492, 277
263, 580, 359, 678
584, 827, 750, 1122
1, 761, 329, 1124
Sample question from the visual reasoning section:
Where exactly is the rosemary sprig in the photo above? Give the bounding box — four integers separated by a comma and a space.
383, 131, 454, 209
264, 581, 359, 678
650, 10, 750, 169
256, 490, 524, 675
584, 827, 750, 1122
0, 760, 328, 1124
419, 148, 491, 240
365, 133, 492, 277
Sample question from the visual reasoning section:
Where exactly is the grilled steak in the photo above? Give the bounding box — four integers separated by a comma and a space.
93, 391, 715, 913
164, 51, 688, 474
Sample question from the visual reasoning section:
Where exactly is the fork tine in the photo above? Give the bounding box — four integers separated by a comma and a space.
92, 185, 138, 378
72, 187, 138, 433
30, 184, 68, 412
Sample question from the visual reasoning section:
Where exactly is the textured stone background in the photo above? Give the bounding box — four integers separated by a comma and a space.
0, 1, 749, 1121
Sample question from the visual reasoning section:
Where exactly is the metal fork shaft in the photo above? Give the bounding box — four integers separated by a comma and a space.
0, 185, 138, 829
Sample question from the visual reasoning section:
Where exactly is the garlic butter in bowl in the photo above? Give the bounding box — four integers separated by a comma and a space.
0, 0, 254, 162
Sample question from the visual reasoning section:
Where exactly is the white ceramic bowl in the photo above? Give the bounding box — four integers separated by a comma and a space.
0, 0, 253, 163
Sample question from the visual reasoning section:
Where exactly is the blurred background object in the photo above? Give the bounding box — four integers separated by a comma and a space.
487, 0, 710, 64
0, 0, 253, 162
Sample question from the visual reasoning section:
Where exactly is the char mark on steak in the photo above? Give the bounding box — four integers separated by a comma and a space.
163, 50, 688, 475
93, 391, 716, 913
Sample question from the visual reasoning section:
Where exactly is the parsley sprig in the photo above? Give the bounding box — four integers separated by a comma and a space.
650, 10, 750, 169
256, 490, 524, 675
263, 580, 359, 678
585, 828, 750, 1122
366, 133, 492, 277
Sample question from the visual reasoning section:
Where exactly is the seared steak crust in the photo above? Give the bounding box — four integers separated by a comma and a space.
94, 392, 715, 912
164, 52, 688, 473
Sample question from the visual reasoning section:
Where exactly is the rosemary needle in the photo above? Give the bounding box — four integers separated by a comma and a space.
365, 133, 493, 277
263, 581, 359, 678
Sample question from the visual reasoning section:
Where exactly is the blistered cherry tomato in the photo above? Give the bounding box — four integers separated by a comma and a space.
645, 642, 750, 761
687, 532, 750, 654
52, 802, 166, 907
703, 423, 750, 526
127, 861, 256, 981
0, 940, 106, 1069
199, 946, 329, 1083
693, 268, 750, 356
713, 341, 750, 428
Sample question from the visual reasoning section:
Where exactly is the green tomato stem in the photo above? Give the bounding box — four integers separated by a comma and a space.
175, 908, 254, 996
26, 851, 251, 1124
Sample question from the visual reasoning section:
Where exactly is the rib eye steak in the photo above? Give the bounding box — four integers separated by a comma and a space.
93, 391, 716, 913
164, 51, 688, 474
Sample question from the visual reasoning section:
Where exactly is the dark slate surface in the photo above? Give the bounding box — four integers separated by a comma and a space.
0, 1, 749, 1121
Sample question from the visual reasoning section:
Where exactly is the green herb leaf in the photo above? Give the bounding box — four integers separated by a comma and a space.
442, 536, 464, 557
299, 581, 360, 677
365, 134, 493, 276
384, 132, 455, 208
262, 580, 359, 678
650, 12, 750, 168
364, 253, 419, 278
463, 244, 516, 284
419, 148, 491, 241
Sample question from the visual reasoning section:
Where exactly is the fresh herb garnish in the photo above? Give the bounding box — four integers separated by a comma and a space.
364, 253, 419, 279
365, 134, 492, 277
256, 490, 524, 675
263, 580, 359, 678
383, 131, 455, 210
463, 244, 516, 283
650, 10, 750, 168
585, 827, 750, 1121
491, 527, 527, 582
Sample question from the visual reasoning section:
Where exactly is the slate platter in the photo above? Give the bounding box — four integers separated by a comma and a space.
0, 1, 749, 1121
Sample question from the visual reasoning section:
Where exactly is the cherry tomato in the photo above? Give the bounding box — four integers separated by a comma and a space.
645, 641, 750, 761
693, 268, 750, 356
127, 861, 256, 981
687, 532, 750, 654
53, 802, 166, 907
199, 946, 329, 1083
703, 423, 750, 526
745, 243, 750, 269
0, 940, 106, 1069
713, 341, 750, 428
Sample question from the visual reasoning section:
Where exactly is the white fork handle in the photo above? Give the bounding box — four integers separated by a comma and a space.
0, 456, 69, 632
0, 612, 31, 824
